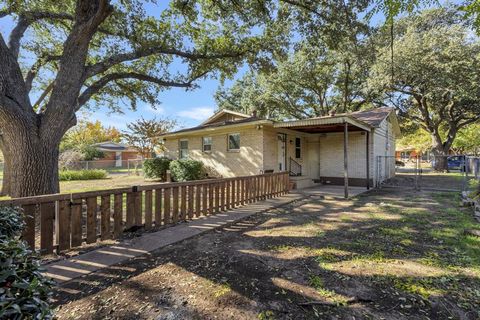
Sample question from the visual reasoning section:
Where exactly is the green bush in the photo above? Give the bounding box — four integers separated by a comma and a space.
143, 157, 171, 180
0, 206, 25, 239
80, 145, 105, 161
169, 159, 205, 182
0, 207, 53, 319
59, 169, 107, 181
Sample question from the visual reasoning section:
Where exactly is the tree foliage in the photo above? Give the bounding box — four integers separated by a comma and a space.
0, 0, 285, 197
216, 1, 376, 120
61, 120, 121, 152
122, 117, 177, 157
452, 123, 480, 155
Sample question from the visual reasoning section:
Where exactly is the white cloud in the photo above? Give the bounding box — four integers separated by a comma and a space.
178, 107, 215, 121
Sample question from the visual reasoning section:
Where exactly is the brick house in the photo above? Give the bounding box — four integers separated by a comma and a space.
92, 142, 142, 168
160, 108, 400, 190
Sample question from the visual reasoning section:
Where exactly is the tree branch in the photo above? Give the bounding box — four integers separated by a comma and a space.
8, 11, 73, 58
458, 115, 480, 128
279, 0, 321, 16
43, 0, 113, 134
77, 72, 205, 108
24, 55, 61, 93
85, 47, 247, 78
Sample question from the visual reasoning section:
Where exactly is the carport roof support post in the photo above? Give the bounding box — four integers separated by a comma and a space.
344, 122, 349, 199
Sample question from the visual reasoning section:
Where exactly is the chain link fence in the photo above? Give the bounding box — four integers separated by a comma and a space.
65, 159, 147, 175
377, 154, 480, 192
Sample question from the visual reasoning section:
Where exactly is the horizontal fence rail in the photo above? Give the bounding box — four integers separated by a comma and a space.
1, 172, 290, 255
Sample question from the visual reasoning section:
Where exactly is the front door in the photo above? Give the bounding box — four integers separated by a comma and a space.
277, 133, 286, 171
115, 152, 122, 167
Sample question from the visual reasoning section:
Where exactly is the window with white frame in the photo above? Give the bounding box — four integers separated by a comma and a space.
202, 137, 212, 152
228, 133, 240, 151
179, 139, 189, 159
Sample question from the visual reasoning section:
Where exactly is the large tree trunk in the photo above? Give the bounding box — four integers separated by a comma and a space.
1, 124, 63, 198
431, 140, 450, 172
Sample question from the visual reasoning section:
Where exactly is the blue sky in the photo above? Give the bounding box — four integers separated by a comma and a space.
0, 1, 457, 131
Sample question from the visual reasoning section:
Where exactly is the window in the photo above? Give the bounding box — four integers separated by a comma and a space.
179, 140, 189, 159
295, 137, 301, 159
202, 137, 212, 152
228, 133, 240, 151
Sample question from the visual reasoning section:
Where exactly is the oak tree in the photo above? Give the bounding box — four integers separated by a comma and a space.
0, 0, 275, 197
368, 8, 480, 170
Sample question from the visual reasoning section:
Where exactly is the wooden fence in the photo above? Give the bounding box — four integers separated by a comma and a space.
0, 172, 289, 255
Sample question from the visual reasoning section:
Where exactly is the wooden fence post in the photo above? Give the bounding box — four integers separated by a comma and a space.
134, 187, 142, 227
202, 183, 208, 216
164, 188, 171, 225
194, 185, 201, 218
56, 200, 71, 252
86, 197, 97, 244
40, 202, 55, 254
70, 200, 83, 247
100, 195, 111, 240
172, 187, 179, 223
180, 185, 187, 221
154, 189, 162, 227
22, 204, 36, 250
144, 190, 153, 230
113, 194, 123, 237
126, 192, 134, 229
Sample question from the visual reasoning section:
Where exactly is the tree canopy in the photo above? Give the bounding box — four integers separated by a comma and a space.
216, 1, 376, 120
60, 120, 121, 152
368, 7, 480, 166
0, 0, 287, 196
122, 117, 177, 158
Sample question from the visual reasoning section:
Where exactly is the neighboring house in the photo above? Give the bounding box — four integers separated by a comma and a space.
395, 146, 454, 162
160, 108, 400, 191
92, 142, 142, 167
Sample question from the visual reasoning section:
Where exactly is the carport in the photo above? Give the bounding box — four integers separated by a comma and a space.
274, 115, 373, 198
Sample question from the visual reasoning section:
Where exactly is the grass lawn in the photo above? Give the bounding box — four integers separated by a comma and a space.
53, 188, 480, 319
59, 173, 159, 194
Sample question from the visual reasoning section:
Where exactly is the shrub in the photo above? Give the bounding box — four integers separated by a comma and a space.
0, 207, 53, 319
143, 157, 171, 180
59, 169, 107, 181
169, 159, 205, 182
0, 206, 25, 239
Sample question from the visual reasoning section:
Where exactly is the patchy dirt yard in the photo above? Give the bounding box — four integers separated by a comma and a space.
53, 189, 480, 319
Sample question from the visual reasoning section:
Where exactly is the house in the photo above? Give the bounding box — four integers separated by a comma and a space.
92, 142, 142, 167
160, 108, 400, 195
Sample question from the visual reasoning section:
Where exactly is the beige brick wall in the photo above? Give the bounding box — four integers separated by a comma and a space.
163, 126, 264, 177
262, 127, 278, 171
262, 128, 309, 174
372, 118, 396, 183
317, 131, 369, 179
162, 117, 397, 183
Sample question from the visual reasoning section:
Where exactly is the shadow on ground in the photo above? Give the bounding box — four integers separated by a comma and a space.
53, 189, 480, 320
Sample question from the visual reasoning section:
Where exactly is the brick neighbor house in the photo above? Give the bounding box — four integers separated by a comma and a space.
92, 142, 142, 168
159, 108, 400, 190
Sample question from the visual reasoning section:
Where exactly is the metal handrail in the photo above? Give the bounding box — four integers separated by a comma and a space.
289, 157, 302, 176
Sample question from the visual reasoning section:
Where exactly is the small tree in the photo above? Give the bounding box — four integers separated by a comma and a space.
60, 120, 121, 152
122, 117, 177, 158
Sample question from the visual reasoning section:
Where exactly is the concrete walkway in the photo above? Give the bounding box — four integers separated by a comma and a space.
44, 193, 304, 284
